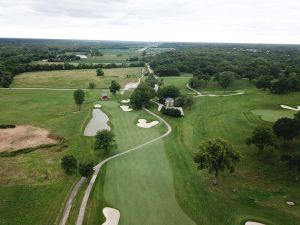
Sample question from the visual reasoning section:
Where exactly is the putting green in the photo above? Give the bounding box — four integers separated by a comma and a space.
251, 109, 294, 122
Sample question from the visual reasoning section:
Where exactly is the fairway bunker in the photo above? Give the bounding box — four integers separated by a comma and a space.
120, 105, 133, 112
280, 104, 300, 111
84, 109, 110, 136
0, 125, 58, 152
102, 207, 120, 225
245, 222, 266, 225
121, 99, 130, 103
136, 119, 159, 128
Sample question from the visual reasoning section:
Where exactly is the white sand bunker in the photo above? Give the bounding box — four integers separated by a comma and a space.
245, 222, 266, 225
94, 104, 102, 109
102, 207, 120, 225
280, 104, 300, 111
286, 201, 295, 206
137, 119, 159, 128
120, 105, 133, 112
121, 99, 130, 103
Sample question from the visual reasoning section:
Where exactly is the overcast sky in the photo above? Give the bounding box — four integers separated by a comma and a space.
0, 0, 300, 44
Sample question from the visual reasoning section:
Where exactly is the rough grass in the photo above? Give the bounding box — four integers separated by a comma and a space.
158, 80, 300, 225
0, 89, 102, 225
11, 67, 143, 89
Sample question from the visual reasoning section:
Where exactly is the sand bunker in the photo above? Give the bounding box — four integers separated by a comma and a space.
286, 201, 295, 206
102, 207, 120, 225
0, 125, 58, 152
84, 109, 110, 136
121, 99, 130, 103
280, 105, 300, 111
120, 105, 133, 112
137, 119, 159, 128
245, 222, 265, 225
94, 104, 102, 109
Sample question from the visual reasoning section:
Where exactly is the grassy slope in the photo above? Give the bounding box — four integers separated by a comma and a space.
161, 78, 300, 224
82, 100, 194, 225
0, 89, 101, 225
11, 67, 142, 89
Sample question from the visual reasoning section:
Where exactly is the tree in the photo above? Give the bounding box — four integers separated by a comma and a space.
270, 77, 292, 94
109, 80, 121, 95
255, 75, 273, 90
245, 127, 276, 153
273, 118, 299, 142
96, 68, 104, 76
218, 71, 235, 91
88, 82, 96, 89
73, 89, 85, 111
61, 155, 77, 175
94, 130, 117, 151
282, 153, 300, 181
79, 162, 94, 177
194, 139, 240, 185
189, 77, 202, 89
157, 85, 180, 99
130, 83, 156, 109
175, 95, 195, 109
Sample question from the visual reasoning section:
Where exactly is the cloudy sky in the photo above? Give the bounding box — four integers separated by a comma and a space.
0, 0, 300, 44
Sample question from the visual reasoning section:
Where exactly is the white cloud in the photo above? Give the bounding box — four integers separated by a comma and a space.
0, 0, 299, 44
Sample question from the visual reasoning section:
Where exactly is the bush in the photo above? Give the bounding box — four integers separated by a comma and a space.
96, 68, 104, 76
0, 124, 16, 129
61, 155, 77, 175
79, 162, 94, 177
88, 82, 96, 89
161, 107, 182, 117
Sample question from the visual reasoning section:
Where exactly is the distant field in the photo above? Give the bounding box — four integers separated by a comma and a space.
12, 67, 143, 89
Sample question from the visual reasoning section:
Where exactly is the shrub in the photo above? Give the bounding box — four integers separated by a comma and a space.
88, 82, 96, 89
161, 107, 182, 117
0, 124, 16, 129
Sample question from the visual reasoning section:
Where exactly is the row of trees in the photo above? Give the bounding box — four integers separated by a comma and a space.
255, 73, 300, 94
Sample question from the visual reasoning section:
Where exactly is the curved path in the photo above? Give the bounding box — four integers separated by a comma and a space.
75, 107, 172, 225
186, 84, 245, 97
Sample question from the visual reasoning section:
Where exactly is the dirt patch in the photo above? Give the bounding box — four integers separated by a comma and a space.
0, 125, 58, 152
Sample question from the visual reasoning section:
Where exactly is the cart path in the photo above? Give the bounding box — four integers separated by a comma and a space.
59, 177, 86, 225
75, 107, 172, 225
186, 84, 245, 97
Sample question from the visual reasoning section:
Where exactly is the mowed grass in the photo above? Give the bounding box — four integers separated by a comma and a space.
12, 67, 143, 89
157, 81, 300, 224
0, 89, 101, 225
82, 100, 194, 225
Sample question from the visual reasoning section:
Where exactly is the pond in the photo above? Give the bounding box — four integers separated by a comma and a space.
84, 109, 110, 136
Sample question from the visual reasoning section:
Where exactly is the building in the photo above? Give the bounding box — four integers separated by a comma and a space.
101, 93, 109, 101
165, 97, 174, 108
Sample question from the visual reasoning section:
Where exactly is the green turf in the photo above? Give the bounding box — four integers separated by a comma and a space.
157, 82, 300, 224
11, 67, 143, 89
82, 100, 194, 225
251, 109, 295, 122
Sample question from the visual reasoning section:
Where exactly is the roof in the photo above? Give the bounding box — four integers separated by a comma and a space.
165, 97, 174, 101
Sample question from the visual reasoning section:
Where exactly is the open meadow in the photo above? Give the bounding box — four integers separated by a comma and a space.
11, 67, 143, 89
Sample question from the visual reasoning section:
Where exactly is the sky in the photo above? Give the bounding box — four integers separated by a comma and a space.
0, 0, 300, 44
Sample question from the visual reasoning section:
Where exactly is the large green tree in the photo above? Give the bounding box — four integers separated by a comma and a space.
273, 117, 299, 142
255, 75, 273, 90
157, 85, 180, 99
194, 139, 240, 185
130, 83, 156, 109
94, 130, 117, 151
79, 162, 94, 177
109, 80, 121, 95
246, 127, 276, 153
73, 89, 85, 111
61, 155, 77, 175
217, 71, 235, 91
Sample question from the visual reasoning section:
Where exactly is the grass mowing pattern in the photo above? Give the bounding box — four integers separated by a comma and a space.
83, 100, 194, 225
